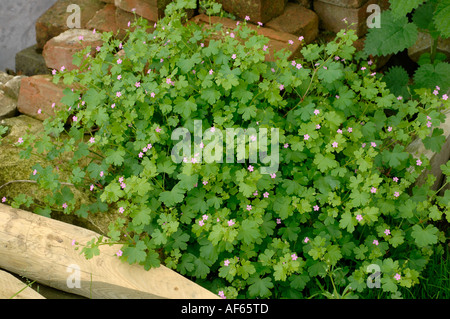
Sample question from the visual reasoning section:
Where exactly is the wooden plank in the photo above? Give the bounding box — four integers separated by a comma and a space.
0, 204, 219, 299
0, 269, 45, 299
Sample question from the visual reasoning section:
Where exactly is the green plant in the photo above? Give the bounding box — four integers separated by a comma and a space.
10, 0, 450, 299
364, 0, 450, 98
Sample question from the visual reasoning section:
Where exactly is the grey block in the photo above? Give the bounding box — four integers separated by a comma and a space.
15, 44, 50, 76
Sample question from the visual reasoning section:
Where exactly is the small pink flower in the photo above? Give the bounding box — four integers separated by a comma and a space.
373, 239, 379, 246
203, 180, 208, 185
37, 109, 42, 114
32, 169, 37, 176
127, 21, 131, 27
332, 142, 338, 148
224, 259, 230, 266
387, 126, 393, 132
248, 165, 254, 172
89, 137, 95, 143
291, 253, 298, 261
298, 36, 304, 41
394, 273, 401, 281
17, 137, 24, 144
288, 40, 294, 45
117, 75, 122, 80
156, 127, 162, 133
416, 159, 422, 166
436, 86, 441, 91
135, 82, 141, 88
116, 91, 122, 98
270, 173, 276, 179
304, 237, 310, 243
117, 58, 122, 64
202, 214, 208, 220
427, 121, 432, 128
433, 90, 439, 96
356, 214, 363, 222
303, 134, 310, 141
230, 32, 235, 38
263, 192, 269, 198
72, 116, 78, 122
90, 184, 94, 191
314, 109, 320, 115
284, 143, 289, 148
116, 250, 123, 257
119, 207, 125, 214
78, 35, 84, 41
111, 103, 115, 109
209, 69, 214, 75
232, 54, 237, 59
279, 84, 284, 91
257, 22, 263, 26
218, 291, 226, 299
384, 229, 391, 236
247, 205, 252, 211
397, 96, 403, 100
62, 203, 68, 209
210, 127, 215, 132
371, 142, 377, 147
263, 45, 269, 52
276, 218, 281, 224
199, 220, 205, 226
362, 143, 366, 148
60, 66, 65, 72
348, 127, 353, 133
393, 177, 399, 182
1, 197, 6, 203
52, 69, 56, 75
228, 220, 235, 226
370, 187, 377, 193
245, 15, 250, 21
316, 124, 321, 129
150, 92, 155, 98
443, 94, 448, 101
313, 205, 319, 211
138, 152, 144, 158
93, 28, 96, 34
337, 129, 343, 134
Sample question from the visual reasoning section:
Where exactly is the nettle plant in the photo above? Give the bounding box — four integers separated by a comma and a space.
364, 0, 450, 99
14, 0, 450, 298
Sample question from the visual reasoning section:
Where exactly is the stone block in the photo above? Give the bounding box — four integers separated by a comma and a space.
3, 76, 27, 100
313, 0, 380, 37
313, 0, 368, 8
0, 91, 18, 120
192, 14, 302, 62
408, 32, 450, 63
218, 0, 286, 24
265, 3, 319, 44
35, 0, 105, 49
42, 29, 103, 72
17, 75, 67, 121
15, 45, 50, 76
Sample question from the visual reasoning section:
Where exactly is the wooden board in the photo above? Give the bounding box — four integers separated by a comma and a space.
0, 269, 45, 299
0, 204, 219, 299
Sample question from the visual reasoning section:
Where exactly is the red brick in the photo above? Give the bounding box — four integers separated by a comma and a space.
191, 14, 302, 62
265, 3, 319, 44
86, 4, 137, 40
313, 0, 382, 37
17, 75, 68, 121
43, 29, 103, 72
35, 0, 105, 50
114, 0, 171, 21
217, 0, 286, 24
